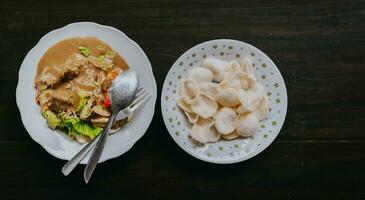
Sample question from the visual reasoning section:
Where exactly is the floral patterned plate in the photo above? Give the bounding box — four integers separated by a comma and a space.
161, 39, 287, 164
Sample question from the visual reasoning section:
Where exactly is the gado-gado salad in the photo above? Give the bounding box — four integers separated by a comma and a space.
35, 37, 129, 143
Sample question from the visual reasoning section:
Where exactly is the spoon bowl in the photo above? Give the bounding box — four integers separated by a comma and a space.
109, 70, 139, 112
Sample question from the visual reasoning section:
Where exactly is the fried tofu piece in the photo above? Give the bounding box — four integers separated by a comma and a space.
36, 54, 86, 90
48, 86, 74, 112
64, 54, 86, 78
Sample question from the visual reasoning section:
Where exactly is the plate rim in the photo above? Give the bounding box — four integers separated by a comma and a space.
16, 22, 157, 163
161, 39, 288, 164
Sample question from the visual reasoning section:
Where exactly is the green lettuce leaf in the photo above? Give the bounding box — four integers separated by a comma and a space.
42, 110, 61, 129
73, 120, 102, 139
77, 90, 93, 119
60, 114, 102, 139
80, 100, 93, 119
78, 46, 89, 57
77, 90, 89, 112
96, 55, 105, 63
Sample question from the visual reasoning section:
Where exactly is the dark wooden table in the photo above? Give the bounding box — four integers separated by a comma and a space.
1, 0, 364, 199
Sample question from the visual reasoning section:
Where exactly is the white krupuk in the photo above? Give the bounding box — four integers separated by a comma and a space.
222, 131, 240, 140
177, 97, 192, 113
177, 56, 269, 144
231, 71, 252, 90
252, 96, 269, 120
184, 111, 199, 124
191, 93, 218, 119
199, 82, 219, 98
190, 118, 221, 144
236, 89, 250, 114
216, 87, 240, 107
202, 57, 229, 82
240, 57, 256, 80
216, 88, 240, 107
180, 79, 199, 103
223, 60, 241, 81
188, 67, 214, 82
247, 82, 266, 111
236, 113, 259, 137
215, 107, 238, 135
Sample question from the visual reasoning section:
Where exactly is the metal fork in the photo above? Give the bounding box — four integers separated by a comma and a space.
61, 87, 151, 176
115, 87, 150, 121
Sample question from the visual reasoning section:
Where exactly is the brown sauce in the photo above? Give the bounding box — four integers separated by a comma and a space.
35, 37, 128, 111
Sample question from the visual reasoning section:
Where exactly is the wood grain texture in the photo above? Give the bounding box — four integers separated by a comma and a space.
0, 0, 364, 199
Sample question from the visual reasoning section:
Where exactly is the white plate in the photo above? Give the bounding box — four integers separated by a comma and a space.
16, 22, 157, 164
161, 39, 287, 164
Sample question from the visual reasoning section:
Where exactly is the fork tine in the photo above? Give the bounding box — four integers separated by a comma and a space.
130, 89, 147, 105
135, 87, 145, 98
132, 88, 145, 102
137, 86, 143, 93
129, 93, 151, 112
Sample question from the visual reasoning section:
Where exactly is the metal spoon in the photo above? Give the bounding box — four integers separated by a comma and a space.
84, 70, 139, 183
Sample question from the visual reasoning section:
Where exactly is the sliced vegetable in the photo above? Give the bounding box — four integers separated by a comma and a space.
77, 90, 90, 112
78, 46, 89, 57
77, 90, 93, 119
110, 118, 127, 132
92, 105, 111, 116
126, 114, 133, 122
105, 49, 115, 56
77, 98, 87, 112
89, 55, 113, 70
40, 83, 49, 91
60, 114, 79, 131
74, 134, 89, 143
96, 55, 105, 63
97, 43, 105, 51
107, 68, 123, 80
72, 120, 102, 139
80, 99, 93, 119
103, 93, 111, 107
60, 114, 102, 139
42, 110, 61, 129
107, 70, 119, 80
91, 117, 108, 127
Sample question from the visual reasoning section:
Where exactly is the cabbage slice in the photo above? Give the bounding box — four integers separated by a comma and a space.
42, 110, 61, 129
60, 114, 102, 140
77, 90, 93, 119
